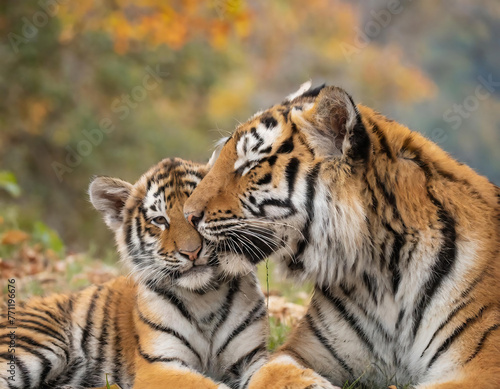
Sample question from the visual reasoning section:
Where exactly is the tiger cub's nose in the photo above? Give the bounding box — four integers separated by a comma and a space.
179, 245, 202, 261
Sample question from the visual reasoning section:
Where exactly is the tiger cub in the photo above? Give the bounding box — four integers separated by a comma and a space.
0, 158, 269, 389
184, 83, 500, 389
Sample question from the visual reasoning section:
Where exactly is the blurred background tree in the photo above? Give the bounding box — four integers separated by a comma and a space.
0, 0, 498, 255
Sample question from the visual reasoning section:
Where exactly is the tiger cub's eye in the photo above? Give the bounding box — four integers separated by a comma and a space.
152, 216, 168, 227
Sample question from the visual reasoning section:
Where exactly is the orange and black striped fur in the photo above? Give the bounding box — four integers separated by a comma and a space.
0, 158, 269, 389
184, 83, 500, 388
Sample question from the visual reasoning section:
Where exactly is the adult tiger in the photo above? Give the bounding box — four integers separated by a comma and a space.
184, 83, 500, 389
0, 158, 269, 389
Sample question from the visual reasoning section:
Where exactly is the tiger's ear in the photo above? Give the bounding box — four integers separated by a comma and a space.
207, 136, 229, 168
301, 86, 370, 160
89, 176, 133, 231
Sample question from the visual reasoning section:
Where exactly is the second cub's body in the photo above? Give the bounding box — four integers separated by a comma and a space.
0, 158, 269, 389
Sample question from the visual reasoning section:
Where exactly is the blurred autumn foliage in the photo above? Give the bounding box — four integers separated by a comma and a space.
0, 0, 498, 262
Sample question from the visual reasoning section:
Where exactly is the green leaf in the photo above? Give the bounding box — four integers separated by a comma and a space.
32, 221, 65, 255
0, 171, 21, 198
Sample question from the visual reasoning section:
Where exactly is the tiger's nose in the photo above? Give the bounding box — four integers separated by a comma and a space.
185, 211, 204, 229
179, 245, 202, 261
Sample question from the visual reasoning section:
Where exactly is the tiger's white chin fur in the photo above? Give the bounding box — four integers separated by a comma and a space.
175, 265, 218, 291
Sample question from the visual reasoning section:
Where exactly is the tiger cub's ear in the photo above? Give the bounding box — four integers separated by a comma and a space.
89, 176, 133, 231
302, 86, 371, 160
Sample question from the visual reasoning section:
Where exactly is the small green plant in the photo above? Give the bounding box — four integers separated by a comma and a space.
267, 316, 291, 352
32, 221, 65, 256
0, 171, 21, 198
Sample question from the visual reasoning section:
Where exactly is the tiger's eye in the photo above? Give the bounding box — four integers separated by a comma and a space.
152, 216, 168, 225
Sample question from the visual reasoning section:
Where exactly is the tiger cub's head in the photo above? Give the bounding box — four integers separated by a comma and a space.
184, 83, 497, 284
90, 158, 228, 292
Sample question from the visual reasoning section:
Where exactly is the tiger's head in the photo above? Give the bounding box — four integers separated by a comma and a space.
184, 83, 497, 286
90, 158, 230, 292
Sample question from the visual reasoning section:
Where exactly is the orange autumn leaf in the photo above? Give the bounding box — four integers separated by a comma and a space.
2, 230, 29, 245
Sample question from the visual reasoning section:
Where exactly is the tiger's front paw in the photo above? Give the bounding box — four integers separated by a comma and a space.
248, 356, 340, 389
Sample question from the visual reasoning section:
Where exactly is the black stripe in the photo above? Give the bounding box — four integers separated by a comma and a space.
285, 157, 300, 195
420, 298, 474, 357
256, 173, 272, 186
134, 215, 144, 252
280, 345, 312, 370
413, 195, 457, 338
372, 167, 402, 222
242, 136, 248, 154
320, 286, 375, 354
396, 308, 405, 331
228, 342, 267, 377
182, 180, 198, 189
112, 296, 124, 387
137, 309, 202, 364
363, 172, 379, 213
0, 333, 69, 364
95, 289, 114, 369
13, 322, 66, 346
278, 107, 290, 123
137, 343, 188, 367
18, 309, 63, 327
81, 285, 104, 356
14, 354, 31, 388
296, 130, 316, 157
261, 115, 278, 129
299, 84, 326, 99
15, 318, 66, 344
216, 300, 266, 357
389, 232, 405, 295
465, 323, 500, 363
402, 140, 489, 205
332, 288, 392, 344
183, 169, 204, 180
266, 155, 277, 166
371, 122, 395, 161
259, 145, 272, 154
31, 305, 66, 326
458, 270, 487, 301
125, 223, 133, 247
362, 272, 378, 304
277, 137, 294, 154
241, 373, 255, 389
291, 163, 320, 267
427, 305, 489, 370
211, 278, 241, 335
146, 282, 192, 323
305, 314, 354, 377
12, 343, 52, 386
346, 101, 371, 161
250, 127, 264, 152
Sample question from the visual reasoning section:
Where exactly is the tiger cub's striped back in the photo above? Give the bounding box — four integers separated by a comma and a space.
1, 158, 269, 389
